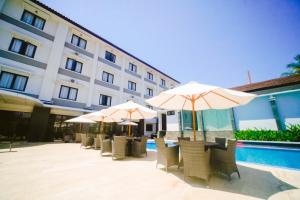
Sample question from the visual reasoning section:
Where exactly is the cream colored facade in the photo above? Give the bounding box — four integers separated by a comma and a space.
0, 0, 179, 135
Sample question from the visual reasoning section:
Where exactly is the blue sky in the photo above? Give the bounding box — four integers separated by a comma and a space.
41, 0, 300, 87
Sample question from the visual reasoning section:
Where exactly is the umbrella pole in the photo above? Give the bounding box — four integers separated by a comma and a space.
191, 98, 196, 142
128, 111, 132, 137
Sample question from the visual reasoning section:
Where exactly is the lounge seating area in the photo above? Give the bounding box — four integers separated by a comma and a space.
155, 137, 241, 183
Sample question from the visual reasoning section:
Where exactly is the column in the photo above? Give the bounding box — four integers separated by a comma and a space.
86, 44, 99, 108
39, 22, 68, 101
268, 95, 285, 130
0, 0, 6, 12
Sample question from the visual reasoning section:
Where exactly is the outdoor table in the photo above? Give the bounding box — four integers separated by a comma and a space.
174, 141, 220, 150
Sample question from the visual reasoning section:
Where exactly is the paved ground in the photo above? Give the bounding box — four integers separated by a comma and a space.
0, 142, 300, 200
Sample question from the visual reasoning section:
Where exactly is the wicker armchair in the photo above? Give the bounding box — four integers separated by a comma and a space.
100, 134, 112, 156
155, 138, 179, 172
215, 137, 226, 148
94, 137, 101, 149
75, 133, 82, 143
211, 139, 240, 180
179, 140, 211, 182
132, 136, 148, 157
112, 136, 128, 160
177, 137, 191, 169
80, 134, 94, 148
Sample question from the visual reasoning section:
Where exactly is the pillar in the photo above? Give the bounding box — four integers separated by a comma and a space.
28, 107, 51, 142
39, 22, 69, 101
268, 95, 285, 130
86, 44, 99, 108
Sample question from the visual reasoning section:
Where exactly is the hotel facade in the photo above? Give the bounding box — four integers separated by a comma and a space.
0, 0, 180, 141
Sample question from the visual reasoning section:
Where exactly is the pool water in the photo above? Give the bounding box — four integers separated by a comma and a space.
147, 141, 300, 170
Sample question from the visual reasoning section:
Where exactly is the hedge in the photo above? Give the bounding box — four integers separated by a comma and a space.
234, 124, 300, 142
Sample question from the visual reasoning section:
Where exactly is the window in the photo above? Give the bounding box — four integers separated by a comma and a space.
0, 71, 28, 91
146, 124, 153, 132
167, 111, 175, 116
21, 10, 45, 30
99, 94, 112, 106
9, 38, 37, 58
160, 79, 166, 86
71, 34, 87, 49
146, 105, 153, 110
102, 71, 114, 84
65, 58, 82, 73
128, 81, 136, 91
105, 51, 116, 63
59, 85, 78, 101
147, 72, 153, 80
146, 88, 153, 96
128, 63, 137, 73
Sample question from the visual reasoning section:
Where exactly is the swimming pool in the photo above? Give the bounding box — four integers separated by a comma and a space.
147, 141, 300, 170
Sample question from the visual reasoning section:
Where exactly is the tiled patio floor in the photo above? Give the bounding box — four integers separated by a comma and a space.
0, 142, 299, 200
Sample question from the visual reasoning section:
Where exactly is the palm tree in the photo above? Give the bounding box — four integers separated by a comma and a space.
281, 55, 300, 76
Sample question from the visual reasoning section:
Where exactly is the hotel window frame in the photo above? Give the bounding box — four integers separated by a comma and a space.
0, 71, 28, 91
160, 79, 166, 86
105, 51, 116, 63
129, 62, 137, 73
102, 71, 114, 84
21, 10, 46, 30
146, 124, 153, 132
59, 85, 78, 101
9, 38, 37, 58
65, 58, 83, 73
128, 81, 136, 91
146, 88, 153, 97
147, 72, 153, 81
99, 94, 112, 106
71, 34, 87, 49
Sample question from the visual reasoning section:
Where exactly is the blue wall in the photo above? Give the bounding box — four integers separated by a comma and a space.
276, 91, 300, 129
233, 90, 300, 130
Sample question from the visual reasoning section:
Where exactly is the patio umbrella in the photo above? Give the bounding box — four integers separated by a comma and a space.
101, 100, 157, 136
81, 111, 121, 134
146, 81, 256, 141
65, 116, 96, 132
118, 120, 138, 126
118, 120, 138, 134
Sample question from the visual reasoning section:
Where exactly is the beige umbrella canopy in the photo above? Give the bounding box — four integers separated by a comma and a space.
118, 120, 138, 126
101, 100, 157, 136
65, 116, 96, 123
146, 81, 256, 141
65, 116, 96, 132
81, 111, 121, 123
81, 111, 122, 134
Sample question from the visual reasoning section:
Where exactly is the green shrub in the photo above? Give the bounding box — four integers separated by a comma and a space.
234, 124, 300, 142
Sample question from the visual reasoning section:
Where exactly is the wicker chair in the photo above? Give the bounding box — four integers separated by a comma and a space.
132, 136, 148, 157
177, 137, 191, 169
179, 140, 211, 183
155, 138, 179, 172
100, 134, 112, 156
112, 136, 127, 160
211, 139, 240, 180
80, 134, 94, 148
94, 137, 101, 149
215, 137, 226, 148
75, 133, 82, 143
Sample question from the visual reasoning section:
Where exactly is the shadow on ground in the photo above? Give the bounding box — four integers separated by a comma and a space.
0, 141, 63, 151
163, 164, 297, 199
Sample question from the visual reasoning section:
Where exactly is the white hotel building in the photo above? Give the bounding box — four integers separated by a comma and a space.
0, 0, 180, 141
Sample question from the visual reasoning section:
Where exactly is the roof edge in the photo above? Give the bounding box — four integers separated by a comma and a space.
231, 74, 300, 92
30, 0, 180, 84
